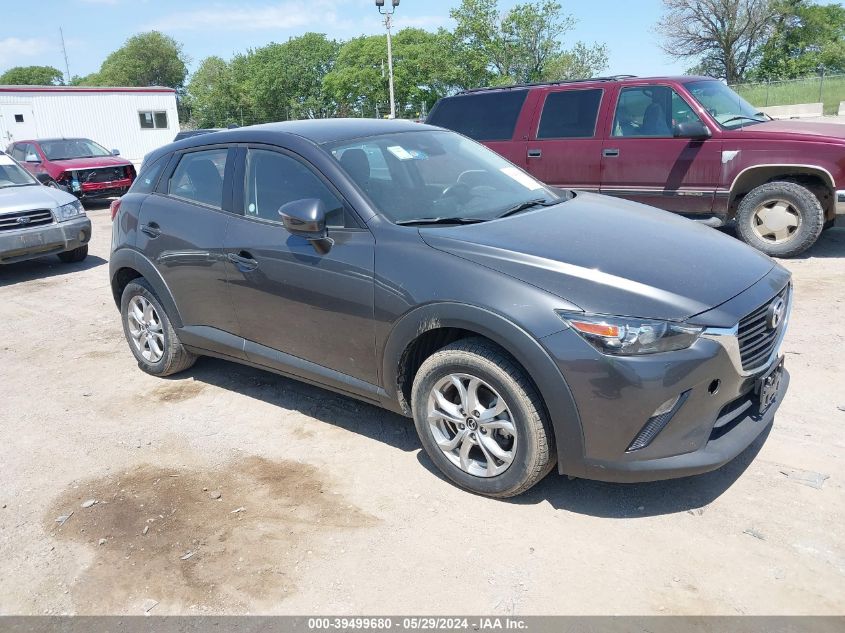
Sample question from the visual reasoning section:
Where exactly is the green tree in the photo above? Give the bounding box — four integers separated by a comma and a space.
184, 56, 241, 127
85, 31, 188, 89
0, 65, 64, 85
450, 0, 603, 84
754, 0, 845, 79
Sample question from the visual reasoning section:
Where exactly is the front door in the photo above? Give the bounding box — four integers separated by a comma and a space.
224, 147, 377, 386
600, 85, 722, 215
137, 146, 240, 335
524, 87, 605, 192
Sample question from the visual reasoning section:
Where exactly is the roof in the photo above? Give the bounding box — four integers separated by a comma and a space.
457, 75, 717, 94
0, 85, 176, 94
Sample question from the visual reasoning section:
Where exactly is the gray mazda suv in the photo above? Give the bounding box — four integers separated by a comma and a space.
110, 119, 791, 497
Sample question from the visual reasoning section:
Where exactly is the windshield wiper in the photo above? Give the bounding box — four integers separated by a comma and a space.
395, 217, 487, 226
496, 198, 556, 219
722, 115, 766, 125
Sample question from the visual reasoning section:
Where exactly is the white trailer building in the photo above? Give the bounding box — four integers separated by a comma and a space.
0, 85, 178, 166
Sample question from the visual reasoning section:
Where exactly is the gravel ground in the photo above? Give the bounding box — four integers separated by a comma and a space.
0, 206, 843, 615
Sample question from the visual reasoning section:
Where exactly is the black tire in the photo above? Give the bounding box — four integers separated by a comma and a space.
411, 338, 555, 498
735, 181, 824, 258
120, 278, 196, 377
57, 244, 88, 263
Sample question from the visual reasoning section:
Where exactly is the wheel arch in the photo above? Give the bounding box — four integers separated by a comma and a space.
381, 302, 584, 472
729, 165, 836, 221
109, 249, 184, 329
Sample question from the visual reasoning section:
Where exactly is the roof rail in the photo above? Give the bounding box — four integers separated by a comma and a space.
459, 75, 637, 94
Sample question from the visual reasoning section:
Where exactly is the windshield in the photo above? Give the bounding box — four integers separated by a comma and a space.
685, 80, 766, 129
326, 130, 561, 224
40, 138, 111, 160
0, 155, 38, 188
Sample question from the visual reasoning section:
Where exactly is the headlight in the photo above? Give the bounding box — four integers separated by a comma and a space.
557, 311, 703, 355
56, 200, 85, 221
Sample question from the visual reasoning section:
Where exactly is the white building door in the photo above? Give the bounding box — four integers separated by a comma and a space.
0, 105, 38, 144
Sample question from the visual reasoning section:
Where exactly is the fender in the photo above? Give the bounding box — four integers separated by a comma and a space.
379, 302, 584, 473
109, 247, 184, 329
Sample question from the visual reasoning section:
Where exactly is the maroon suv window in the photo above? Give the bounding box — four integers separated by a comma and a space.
537, 89, 603, 139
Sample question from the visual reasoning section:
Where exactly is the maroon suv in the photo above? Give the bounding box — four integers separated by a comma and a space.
7, 137, 136, 200
428, 75, 845, 257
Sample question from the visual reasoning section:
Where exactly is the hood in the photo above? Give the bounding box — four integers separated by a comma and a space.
0, 183, 76, 213
727, 119, 845, 142
50, 155, 132, 170
419, 192, 776, 322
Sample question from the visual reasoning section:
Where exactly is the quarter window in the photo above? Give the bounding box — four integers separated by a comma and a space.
427, 90, 528, 141
612, 86, 702, 137
537, 89, 603, 139
169, 149, 228, 208
130, 154, 168, 194
244, 149, 347, 228
139, 111, 169, 129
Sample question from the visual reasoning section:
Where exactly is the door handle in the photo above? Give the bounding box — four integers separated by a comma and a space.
602, 148, 620, 158
140, 222, 161, 238
227, 251, 259, 271
527, 149, 542, 158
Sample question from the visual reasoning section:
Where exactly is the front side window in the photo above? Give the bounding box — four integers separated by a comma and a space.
169, 149, 228, 208
685, 80, 766, 129
40, 139, 110, 160
328, 130, 561, 224
537, 89, 603, 139
612, 86, 702, 137
244, 149, 347, 228
139, 111, 169, 129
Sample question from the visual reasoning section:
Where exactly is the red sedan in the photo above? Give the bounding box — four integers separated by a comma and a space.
6, 137, 135, 200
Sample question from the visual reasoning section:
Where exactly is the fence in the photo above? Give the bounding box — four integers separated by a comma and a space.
730, 74, 845, 115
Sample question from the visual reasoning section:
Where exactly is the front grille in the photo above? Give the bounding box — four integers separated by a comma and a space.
79, 167, 127, 183
738, 286, 789, 371
0, 209, 54, 232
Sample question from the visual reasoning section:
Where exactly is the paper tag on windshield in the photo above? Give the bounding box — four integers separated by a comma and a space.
500, 166, 544, 190
387, 145, 413, 161
0, 155, 15, 166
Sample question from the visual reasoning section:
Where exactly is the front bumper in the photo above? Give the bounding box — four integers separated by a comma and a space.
540, 277, 791, 483
836, 190, 845, 215
0, 216, 92, 264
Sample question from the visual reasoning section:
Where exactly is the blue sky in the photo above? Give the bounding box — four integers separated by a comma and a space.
0, 0, 688, 80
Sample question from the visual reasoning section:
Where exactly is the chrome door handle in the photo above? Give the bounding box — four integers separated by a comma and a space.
603, 148, 620, 158
140, 222, 161, 238
527, 149, 542, 158
227, 251, 259, 271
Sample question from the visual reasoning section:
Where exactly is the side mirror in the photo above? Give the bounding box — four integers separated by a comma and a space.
111, 149, 121, 156
25, 153, 40, 163
279, 198, 333, 254
674, 120, 711, 140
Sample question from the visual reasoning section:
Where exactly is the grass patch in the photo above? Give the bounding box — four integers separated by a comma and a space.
732, 75, 845, 115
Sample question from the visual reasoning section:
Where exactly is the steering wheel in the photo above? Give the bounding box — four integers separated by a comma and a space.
439, 182, 473, 204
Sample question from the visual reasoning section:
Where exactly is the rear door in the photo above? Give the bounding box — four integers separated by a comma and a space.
524, 87, 605, 191
599, 84, 722, 215
137, 145, 240, 335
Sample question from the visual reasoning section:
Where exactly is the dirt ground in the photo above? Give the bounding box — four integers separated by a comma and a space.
1, 205, 843, 616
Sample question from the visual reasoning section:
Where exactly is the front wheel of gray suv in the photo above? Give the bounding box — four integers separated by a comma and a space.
735, 181, 824, 258
411, 338, 556, 498
120, 278, 196, 377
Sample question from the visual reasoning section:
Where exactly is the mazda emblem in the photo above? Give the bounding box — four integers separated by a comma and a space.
766, 297, 786, 330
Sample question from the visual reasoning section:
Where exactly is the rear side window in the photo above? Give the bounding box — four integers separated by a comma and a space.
168, 149, 228, 208
537, 89, 603, 139
130, 155, 168, 194
427, 90, 528, 141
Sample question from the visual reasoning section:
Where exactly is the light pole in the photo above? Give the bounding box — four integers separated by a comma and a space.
376, 0, 399, 119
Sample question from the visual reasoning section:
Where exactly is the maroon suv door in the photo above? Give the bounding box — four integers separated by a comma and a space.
599, 84, 722, 215
523, 87, 605, 191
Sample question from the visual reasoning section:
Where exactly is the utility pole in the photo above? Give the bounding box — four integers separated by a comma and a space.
59, 28, 71, 85
376, 0, 400, 119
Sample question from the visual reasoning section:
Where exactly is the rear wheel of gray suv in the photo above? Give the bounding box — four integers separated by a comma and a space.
735, 181, 824, 258
120, 279, 196, 377
411, 338, 555, 498
57, 244, 88, 263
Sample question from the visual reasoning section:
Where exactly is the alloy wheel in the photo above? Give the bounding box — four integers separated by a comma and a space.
752, 199, 801, 244
427, 373, 516, 477
126, 295, 165, 363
